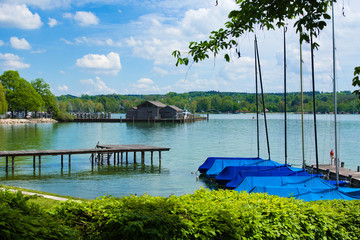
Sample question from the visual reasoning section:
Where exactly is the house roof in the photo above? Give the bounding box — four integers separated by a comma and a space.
166, 105, 183, 112
137, 100, 167, 108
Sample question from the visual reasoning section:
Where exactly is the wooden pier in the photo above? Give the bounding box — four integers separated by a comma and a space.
0, 144, 170, 173
307, 164, 360, 188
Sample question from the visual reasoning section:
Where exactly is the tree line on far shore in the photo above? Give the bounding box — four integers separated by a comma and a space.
0, 70, 359, 119
57, 90, 359, 115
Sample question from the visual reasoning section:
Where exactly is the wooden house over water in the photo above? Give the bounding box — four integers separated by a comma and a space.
126, 101, 169, 120
159, 105, 182, 119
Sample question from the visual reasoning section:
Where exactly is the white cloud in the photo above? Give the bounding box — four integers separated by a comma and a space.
0, 53, 30, 70
0, 4, 42, 29
48, 17, 59, 27
63, 11, 99, 26
0, 40, 4, 46
58, 85, 69, 91
132, 78, 162, 93
80, 76, 116, 94
10, 37, 31, 50
76, 52, 122, 75
74, 36, 122, 47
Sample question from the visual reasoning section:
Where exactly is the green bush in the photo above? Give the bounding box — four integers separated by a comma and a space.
0, 190, 79, 239
54, 111, 74, 122
53, 189, 360, 240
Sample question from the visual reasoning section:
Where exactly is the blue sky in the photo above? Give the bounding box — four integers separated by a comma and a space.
0, 0, 359, 96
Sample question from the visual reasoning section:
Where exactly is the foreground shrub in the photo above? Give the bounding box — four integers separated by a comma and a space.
0, 190, 79, 239
54, 111, 74, 122
54, 189, 360, 240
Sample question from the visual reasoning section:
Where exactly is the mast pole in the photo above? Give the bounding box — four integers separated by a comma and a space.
284, 26, 288, 165
255, 35, 260, 158
332, 0, 339, 186
256, 38, 271, 160
300, 37, 305, 169
310, 33, 319, 176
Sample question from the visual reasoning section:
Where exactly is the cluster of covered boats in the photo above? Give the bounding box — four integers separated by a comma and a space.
198, 157, 360, 201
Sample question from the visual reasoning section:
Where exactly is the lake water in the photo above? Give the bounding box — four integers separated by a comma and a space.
0, 113, 359, 199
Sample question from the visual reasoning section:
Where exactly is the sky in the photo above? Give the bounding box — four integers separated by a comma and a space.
0, 0, 359, 96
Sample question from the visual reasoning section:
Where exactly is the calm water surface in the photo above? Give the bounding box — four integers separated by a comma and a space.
0, 114, 359, 199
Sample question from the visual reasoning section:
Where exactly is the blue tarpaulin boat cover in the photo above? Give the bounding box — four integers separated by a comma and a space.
250, 186, 358, 201
215, 165, 289, 185
203, 157, 282, 177
234, 176, 360, 201
226, 166, 311, 189
198, 157, 264, 174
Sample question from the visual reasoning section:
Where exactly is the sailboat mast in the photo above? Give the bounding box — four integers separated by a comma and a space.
255, 38, 271, 160
310, 33, 319, 176
300, 38, 305, 169
332, 0, 339, 186
255, 35, 260, 158
284, 26, 288, 165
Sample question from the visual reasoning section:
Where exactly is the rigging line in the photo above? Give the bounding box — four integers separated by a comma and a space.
254, 34, 260, 158
300, 36, 305, 169
284, 26, 288, 165
255, 37, 271, 160
332, 0, 340, 187
310, 33, 319, 176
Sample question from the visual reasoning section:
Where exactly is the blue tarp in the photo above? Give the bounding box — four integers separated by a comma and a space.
226, 166, 311, 189
215, 165, 289, 185
198, 157, 263, 174
250, 186, 358, 201
203, 157, 282, 177
234, 176, 360, 201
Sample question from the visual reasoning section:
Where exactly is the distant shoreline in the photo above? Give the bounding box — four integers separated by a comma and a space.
0, 118, 58, 125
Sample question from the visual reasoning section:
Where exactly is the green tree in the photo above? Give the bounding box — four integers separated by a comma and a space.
197, 97, 211, 112
31, 78, 58, 114
189, 100, 197, 113
0, 70, 43, 117
352, 66, 360, 105
95, 102, 105, 113
0, 82, 7, 115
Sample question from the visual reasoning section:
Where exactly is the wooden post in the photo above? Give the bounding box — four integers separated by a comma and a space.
91, 153, 94, 166
33, 156, 36, 169
151, 151, 153, 165
107, 153, 110, 165
98, 153, 101, 165
39, 155, 41, 167
159, 151, 161, 165
141, 151, 145, 164
6, 156, 8, 172
121, 152, 123, 164
126, 152, 128, 164
61, 155, 64, 168
69, 154, 71, 167
114, 152, 116, 165
134, 152, 137, 164
11, 156, 15, 169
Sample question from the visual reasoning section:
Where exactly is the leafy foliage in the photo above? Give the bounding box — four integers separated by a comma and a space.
53, 189, 360, 240
0, 190, 79, 239
352, 66, 360, 104
31, 78, 59, 115
173, 0, 333, 65
0, 82, 7, 115
0, 71, 44, 114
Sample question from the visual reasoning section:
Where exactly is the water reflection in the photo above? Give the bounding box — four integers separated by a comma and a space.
0, 163, 166, 181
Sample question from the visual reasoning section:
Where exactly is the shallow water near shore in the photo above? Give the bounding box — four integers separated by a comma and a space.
0, 113, 359, 199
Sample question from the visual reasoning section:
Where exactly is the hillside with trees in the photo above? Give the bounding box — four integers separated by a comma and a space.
56, 90, 359, 115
